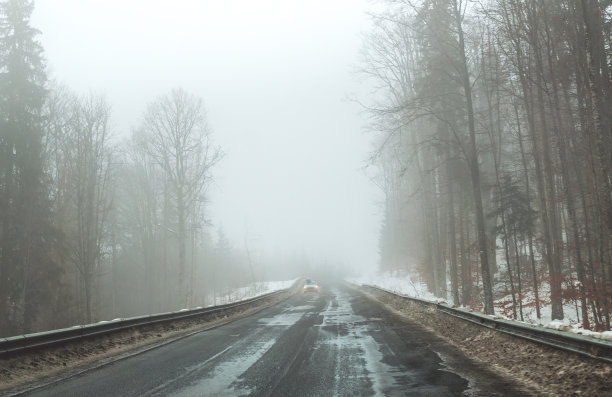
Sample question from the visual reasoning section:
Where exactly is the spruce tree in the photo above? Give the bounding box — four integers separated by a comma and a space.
0, 0, 59, 335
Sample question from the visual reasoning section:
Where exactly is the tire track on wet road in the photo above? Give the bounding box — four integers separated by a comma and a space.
23, 283, 532, 396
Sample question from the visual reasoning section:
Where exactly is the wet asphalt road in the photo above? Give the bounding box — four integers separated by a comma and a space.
25, 283, 530, 396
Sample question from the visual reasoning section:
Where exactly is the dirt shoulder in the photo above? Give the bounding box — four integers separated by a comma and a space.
358, 285, 612, 397
0, 290, 293, 396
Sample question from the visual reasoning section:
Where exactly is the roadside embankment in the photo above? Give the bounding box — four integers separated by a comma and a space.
358, 285, 611, 397
0, 283, 300, 395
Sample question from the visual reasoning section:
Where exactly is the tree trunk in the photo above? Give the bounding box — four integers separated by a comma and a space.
447, 150, 460, 306
453, 0, 494, 314
460, 204, 471, 306
581, 0, 612, 330
177, 185, 187, 308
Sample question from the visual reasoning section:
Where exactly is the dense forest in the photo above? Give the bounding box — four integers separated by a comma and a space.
365, 0, 612, 330
0, 0, 308, 338
4, 0, 612, 338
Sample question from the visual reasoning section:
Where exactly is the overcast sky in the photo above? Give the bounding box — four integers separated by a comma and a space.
32, 0, 383, 274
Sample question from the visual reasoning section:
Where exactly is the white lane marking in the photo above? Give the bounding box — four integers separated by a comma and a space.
174, 338, 277, 396
257, 311, 305, 326
287, 305, 316, 312
173, 307, 307, 396
142, 344, 235, 397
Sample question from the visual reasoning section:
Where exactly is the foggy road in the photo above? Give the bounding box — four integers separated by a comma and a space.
25, 284, 530, 397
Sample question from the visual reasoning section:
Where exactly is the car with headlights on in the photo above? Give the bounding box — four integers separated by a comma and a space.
303, 279, 319, 293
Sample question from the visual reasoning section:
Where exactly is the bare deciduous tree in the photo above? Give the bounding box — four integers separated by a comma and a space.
139, 88, 222, 308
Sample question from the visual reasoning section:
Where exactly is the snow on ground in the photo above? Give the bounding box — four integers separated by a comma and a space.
204, 278, 298, 307
347, 271, 438, 302
349, 271, 612, 341
496, 281, 576, 325
495, 281, 612, 340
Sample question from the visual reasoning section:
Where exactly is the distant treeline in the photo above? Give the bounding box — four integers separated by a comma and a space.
363, 0, 612, 330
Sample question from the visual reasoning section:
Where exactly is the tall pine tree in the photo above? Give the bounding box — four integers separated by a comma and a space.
0, 0, 60, 336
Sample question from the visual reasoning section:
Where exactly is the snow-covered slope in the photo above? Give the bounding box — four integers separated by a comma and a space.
348, 272, 612, 341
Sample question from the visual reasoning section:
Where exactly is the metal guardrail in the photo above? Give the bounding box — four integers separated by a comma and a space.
361, 284, 612, 364
0, 288, 290, 357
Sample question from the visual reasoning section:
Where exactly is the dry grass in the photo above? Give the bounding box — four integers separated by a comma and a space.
361, 287, 612, 397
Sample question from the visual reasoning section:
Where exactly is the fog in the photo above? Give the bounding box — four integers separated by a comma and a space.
6, 0, 612, 339
32, 0, 382, 272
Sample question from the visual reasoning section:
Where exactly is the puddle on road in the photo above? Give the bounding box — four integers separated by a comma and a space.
316, 288, 405, 396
